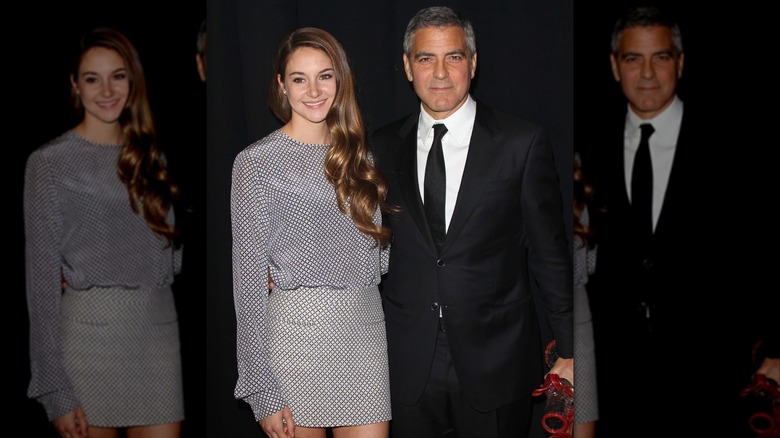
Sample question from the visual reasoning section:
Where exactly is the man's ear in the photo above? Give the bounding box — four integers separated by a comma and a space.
470, 52, 477, 79
609, 53, 621, 82
677, 52, 684, 79
403, 53, 413, 82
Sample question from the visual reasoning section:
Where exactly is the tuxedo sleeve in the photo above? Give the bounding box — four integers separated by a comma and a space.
521, 128, 573, 358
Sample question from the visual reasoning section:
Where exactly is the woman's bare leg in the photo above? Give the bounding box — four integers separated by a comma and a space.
126, 422, 181, 438
292, 426, 328, 438
86, 427, 120, 438
332, 421, 389, 438
573, 421, 596, 438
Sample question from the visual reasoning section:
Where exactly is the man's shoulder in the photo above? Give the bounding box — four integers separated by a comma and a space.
370, 112, 417, 140
474, 101, 544, 137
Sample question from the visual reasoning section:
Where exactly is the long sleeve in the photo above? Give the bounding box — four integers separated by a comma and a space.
522, 128, 574, 358
24, 150, 80, 420
230, 149, 286, 421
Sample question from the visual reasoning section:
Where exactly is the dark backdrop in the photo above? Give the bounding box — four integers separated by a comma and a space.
12, 2, 206, 436
574, 2, 777, 436
207, 0, 573, 436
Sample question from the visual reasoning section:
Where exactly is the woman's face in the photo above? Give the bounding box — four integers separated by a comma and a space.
71, 47, 129, 126
277, 47, 336, 127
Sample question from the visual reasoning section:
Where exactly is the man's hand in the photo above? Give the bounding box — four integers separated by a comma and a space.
548, 357, 574, 385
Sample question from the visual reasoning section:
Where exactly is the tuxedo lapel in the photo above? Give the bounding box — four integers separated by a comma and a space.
443, 104, 502, 251
392, 114, 438, 251
612, 115, 631, 212
653, 110, 692, 238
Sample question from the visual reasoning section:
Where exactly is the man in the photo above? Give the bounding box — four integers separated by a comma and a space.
585, 6, 770, 436
371, 6, 573, 437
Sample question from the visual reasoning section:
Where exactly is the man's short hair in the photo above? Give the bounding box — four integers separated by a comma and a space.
403, 6, 476, 57
611, 6, 682, 54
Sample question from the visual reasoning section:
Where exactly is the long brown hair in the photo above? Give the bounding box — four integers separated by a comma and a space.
73, 28, 178, 242
268, 27, 392, 245
573, 152, 594, 242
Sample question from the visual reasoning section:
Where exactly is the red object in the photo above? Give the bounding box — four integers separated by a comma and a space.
740, 373, 780, 437
533, 340, 574, 437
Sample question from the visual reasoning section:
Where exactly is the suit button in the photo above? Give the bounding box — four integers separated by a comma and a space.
436, 259, 445, 267
642, 258, 653, 268
431, 302, 440, 311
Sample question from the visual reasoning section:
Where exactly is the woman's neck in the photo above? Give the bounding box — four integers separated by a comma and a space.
281, 120, 331, 145
74, 119, 124, 145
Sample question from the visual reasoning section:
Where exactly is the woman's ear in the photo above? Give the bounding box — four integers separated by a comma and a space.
70, 74, 79, 95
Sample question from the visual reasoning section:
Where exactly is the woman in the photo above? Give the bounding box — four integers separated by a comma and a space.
24, 28, 184, 438
231, 27, 393, 438
573, 152, 599, 438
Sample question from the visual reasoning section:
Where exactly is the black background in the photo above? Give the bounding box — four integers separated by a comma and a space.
10, 1, 774, 437
207, 0, 572, 436
12, 1, 206, 436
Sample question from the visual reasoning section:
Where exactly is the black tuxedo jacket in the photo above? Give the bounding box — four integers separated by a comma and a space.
584, 100, 765, 436
371, 101, 572, 411
587, 103, 711, 342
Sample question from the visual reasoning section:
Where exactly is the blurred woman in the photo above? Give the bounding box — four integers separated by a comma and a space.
573, 152, 598, 438
24, 27, 184, 438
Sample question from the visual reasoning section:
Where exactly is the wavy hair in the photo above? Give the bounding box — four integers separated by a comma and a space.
268, 27, 393, 245
72, 28, 178, 242
573, 152, 594, 244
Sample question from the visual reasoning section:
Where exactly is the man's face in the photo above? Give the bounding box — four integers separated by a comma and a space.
403, 25, 476, 120
610, 25, 684, 120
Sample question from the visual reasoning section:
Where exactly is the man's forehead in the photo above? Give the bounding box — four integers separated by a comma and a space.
617, 26, 677, 53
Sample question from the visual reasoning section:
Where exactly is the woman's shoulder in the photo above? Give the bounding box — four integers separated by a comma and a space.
27, 130, 79, 166
233, 130, 283, 172
236, 129, 283, 158
33, 130, 107, 158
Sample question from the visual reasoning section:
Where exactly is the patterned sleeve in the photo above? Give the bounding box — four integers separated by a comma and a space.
581, 206, 597, 276
173, 244, 184, 276
23, 150, 81, 420
171, 208, 183, 275
374, 205, 390, 275
230, 149, 286, 421
380, 243, 390, 276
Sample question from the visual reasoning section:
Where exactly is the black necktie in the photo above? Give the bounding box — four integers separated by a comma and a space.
632, 123, 655, 236
424, 123, 448, 251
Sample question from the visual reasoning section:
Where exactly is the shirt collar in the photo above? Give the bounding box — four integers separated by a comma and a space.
418, 94, 476, 145
626, 95, 683, 140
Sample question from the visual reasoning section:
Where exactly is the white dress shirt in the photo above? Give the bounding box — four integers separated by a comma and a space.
416, 95, 477, 232
623, 95, 683, 232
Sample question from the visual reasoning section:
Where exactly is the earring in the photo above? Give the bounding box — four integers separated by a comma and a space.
283, 90, 287, 95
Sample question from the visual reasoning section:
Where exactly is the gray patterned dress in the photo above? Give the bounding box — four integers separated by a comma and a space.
231, 130, 391, 427
573, 206, 599, 424
24, 130, 184, 427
